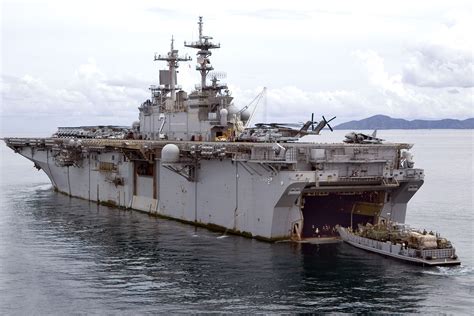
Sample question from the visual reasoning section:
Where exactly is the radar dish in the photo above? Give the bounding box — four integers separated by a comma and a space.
208, 71, 227, 80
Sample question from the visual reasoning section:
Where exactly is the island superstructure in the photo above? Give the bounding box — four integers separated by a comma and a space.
4, 17, 424, 241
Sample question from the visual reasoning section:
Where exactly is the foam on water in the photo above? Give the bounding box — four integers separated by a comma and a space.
33, 183, 54, 191
422, 265, 474, 277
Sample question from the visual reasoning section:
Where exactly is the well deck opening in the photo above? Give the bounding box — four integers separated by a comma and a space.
301, 191, 385, 238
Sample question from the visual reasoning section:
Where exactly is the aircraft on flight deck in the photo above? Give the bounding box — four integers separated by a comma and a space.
343, 130, 384, 144
238, 115, 337, 142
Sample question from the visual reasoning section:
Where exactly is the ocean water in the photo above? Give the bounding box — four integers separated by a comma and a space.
0, 130, 472, 314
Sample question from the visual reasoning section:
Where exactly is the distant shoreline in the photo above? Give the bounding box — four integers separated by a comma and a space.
335, 115, 474, 130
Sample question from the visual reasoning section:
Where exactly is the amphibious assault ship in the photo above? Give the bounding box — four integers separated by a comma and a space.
4, 17, 424, 242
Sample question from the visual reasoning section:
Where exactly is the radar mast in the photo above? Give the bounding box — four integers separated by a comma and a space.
154, 36, 191, 103
184, 17, 221, 90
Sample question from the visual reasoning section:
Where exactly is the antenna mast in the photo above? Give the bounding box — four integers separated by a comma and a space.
154, 36, 191, 102
184, 16, 221, 90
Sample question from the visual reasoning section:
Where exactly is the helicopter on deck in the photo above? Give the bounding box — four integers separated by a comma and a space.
237, 115, 336, 142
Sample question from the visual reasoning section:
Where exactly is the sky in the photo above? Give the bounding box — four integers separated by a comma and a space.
1, 0, 473, 136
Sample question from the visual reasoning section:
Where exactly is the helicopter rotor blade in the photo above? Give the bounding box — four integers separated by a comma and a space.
321, 115, 336, 132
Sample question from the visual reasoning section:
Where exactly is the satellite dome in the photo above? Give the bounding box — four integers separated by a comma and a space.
161, 144, 180, 163
240, 109, 251, 122
227, 104, 238, 115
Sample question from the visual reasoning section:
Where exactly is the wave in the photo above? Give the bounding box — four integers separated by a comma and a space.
33, 183, 53, 192
422, 265, 473, 277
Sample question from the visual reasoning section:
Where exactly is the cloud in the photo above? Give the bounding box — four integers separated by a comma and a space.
1, 51, 472, 137
231, 9, 310, 20
146, 6, 194, 19
353, 50, 473, 119
401, 10, 474, 89
231, 49, 473, 125
1, 60, 148, 119
231, 84, 382, 126
402, 44, 473, 88
354, 50, 407, 96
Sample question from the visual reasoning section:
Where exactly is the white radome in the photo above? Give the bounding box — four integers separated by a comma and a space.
240, 109, 251, 122
161, 144, 180, 163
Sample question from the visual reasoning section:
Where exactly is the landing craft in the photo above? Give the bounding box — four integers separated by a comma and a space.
344, 130, 385, 144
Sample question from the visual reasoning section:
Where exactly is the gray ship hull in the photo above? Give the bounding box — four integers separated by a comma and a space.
6, 138, 424, 241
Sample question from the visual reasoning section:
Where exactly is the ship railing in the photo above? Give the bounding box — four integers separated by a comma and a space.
3, 138, 49, 148
382, 177, 399, 187
246, 147, 297, 164
393, 168, 424, 180
311, 158, 389, 164
337, 176, 384, 183
421, 248, 455, 259
232, 152, 251, 161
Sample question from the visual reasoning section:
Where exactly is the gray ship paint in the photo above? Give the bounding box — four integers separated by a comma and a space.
3, 17, 424, 241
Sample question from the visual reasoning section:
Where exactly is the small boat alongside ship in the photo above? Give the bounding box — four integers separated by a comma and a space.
337, 222, 461, 266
